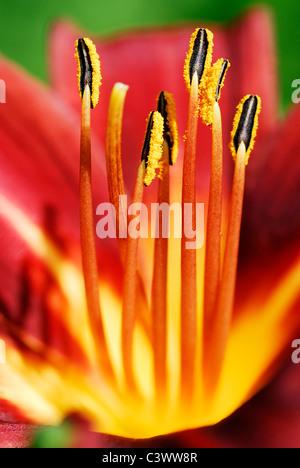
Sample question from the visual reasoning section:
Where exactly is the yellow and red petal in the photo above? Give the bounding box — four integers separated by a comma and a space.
173, 360, 300, 448
0, 57, 123, 358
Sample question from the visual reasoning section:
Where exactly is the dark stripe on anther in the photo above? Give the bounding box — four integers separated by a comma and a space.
77, 38, 94, 108
189, 29, 208, 85
157, 92, 173, 165
141, 111, 155, 168
233, 95, 258, 152
215, 60, 229, 101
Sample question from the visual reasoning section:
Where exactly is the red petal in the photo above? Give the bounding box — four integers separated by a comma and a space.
0, 57, 122, 346
0, 423, 34, 448
0, 400, 34, 448
0, 55, 109, 233
227, 7, 278, 138
175, 361, 300, 448
242, 102, 300, 254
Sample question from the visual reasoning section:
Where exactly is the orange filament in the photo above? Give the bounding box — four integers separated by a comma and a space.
121, 160, 145, 389
80, 84, 114, 380
106, 84, 151, 340
205, 141, 247, 395
151, 141, 170, 399
105, 82, 128, 261
180, 71, 199, 402
203, 101, 223, 375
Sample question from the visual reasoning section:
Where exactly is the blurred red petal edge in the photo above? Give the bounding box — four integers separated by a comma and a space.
206, 361, 300, 448
0, 400, 35, 448
0, 53, 108, 231
227, 6, 278, 137
160, 361, 300, 448
242, 102, 300, 254
0, 423, 35, 448
0, 399, 32, 424
0, 53, 122, 345
60, 412, 228, 448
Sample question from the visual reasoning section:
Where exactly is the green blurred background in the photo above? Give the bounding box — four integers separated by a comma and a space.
0, 0, 299, 111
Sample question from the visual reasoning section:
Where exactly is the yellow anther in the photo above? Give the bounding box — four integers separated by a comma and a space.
229, 95, 262, 164
183, 28, 214, 93
200, 59, 230, 126
75, 37, 102, 108
142, 111, 164, 186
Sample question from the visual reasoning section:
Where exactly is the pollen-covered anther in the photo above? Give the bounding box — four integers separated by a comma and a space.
183, 28, 214, 92
200, 58, 230, 126
141, 111, 164, 186
157, 91, 179, 166
230, 94, 262, 164
75, 37, 102, 108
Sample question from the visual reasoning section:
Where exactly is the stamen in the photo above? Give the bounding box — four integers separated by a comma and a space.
106, 83, 150, 339
205, 96, 261, 394
106, 82, 129, 259
151, 141, 170, 400
75, 37, 101, 109
203, 101, 223, 370
122, 160, 145, 389
202, 60, 229, 377
152, 91, 178, 399
122, 112, 164, 388
180, 29, 213, 401
200, 59, 230, 126
183, 28, 214, 92
79, 82, 114, 380
142, 111, 164, 187
206, 141, 247, 394
230, 94, 261, 164
180, 70, 199, 403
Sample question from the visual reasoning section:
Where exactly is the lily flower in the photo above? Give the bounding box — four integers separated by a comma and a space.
0, 7, 300, 448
